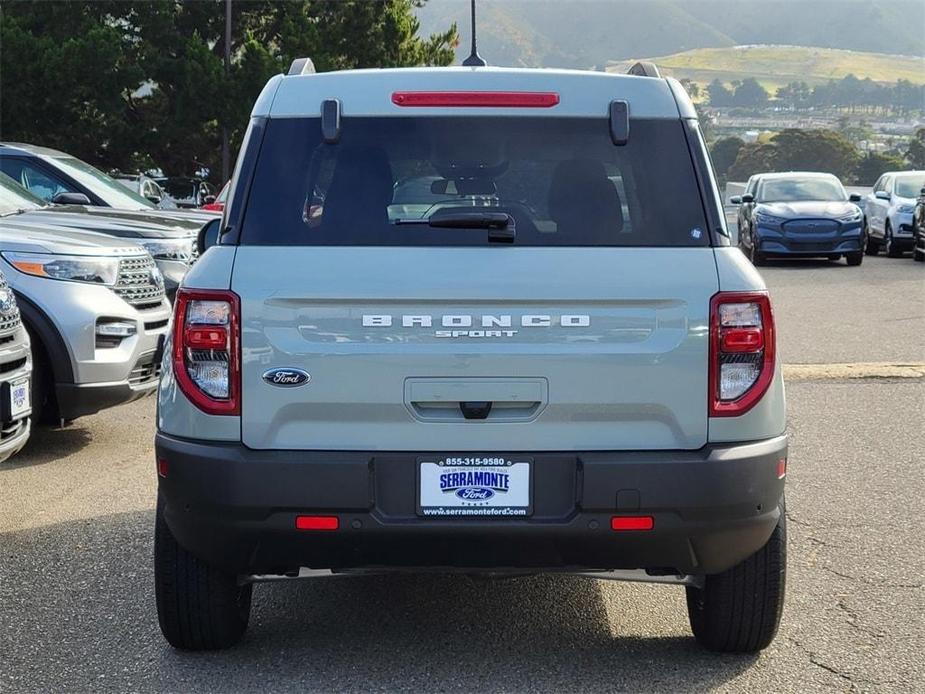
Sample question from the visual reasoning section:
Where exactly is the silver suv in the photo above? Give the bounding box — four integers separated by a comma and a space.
155, 62, 788, 653
0, 219, 169, 423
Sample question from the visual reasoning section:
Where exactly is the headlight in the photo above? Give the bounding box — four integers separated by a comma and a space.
838, 211, 862, 223
138, 237, 195, 262
2, 252, 119, 285
755, 212, 787, 226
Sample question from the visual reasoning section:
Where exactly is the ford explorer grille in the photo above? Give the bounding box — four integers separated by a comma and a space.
0, 275, 22, 336
113, 256, 165, 310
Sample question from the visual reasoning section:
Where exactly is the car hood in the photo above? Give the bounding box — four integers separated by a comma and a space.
757, 200, 858, 218
20, 207, 199, 238
0, 217, 148, 256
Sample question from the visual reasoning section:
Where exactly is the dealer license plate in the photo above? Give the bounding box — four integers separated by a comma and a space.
9, 377, 30, 420
418, 456, 532, 517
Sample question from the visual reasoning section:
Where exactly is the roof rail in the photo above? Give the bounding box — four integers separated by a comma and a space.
287, 57, 316, 76
627, 61, 661, 78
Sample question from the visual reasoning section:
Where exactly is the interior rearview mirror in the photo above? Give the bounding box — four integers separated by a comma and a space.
197, 218, 221, 256
52, 192, 92, 205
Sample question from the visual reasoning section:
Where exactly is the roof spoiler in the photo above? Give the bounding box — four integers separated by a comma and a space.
288, 57, 316, 76
627, 61, 661, 78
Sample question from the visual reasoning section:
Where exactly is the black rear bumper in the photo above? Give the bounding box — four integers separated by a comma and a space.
155, 433, 787, 576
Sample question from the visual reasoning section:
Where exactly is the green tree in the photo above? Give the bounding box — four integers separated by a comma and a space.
732, 78, 768, 108
0, 1, 457, 179
727, 142, 778, 182
771, 129, 859, 181
854, 151, 906, 185
906, 128, 925, 169
706, 79, 733, 107
709, 136, 745, 181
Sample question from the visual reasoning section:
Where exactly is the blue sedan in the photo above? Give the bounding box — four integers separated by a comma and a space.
732, 172, 865, 266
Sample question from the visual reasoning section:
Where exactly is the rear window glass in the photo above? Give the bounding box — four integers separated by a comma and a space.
241, 117, 709, 247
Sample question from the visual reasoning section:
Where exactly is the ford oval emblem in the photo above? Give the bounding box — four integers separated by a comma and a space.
262, 368, 311, 387
456, 487, 494, 501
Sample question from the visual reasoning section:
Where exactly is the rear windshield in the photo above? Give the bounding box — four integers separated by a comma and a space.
241, 117, 709, 247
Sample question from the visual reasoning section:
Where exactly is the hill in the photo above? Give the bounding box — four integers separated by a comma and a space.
416, 0, 925, 68
605, 45, 925, 91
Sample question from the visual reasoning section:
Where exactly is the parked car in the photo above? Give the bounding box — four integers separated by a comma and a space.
862, 170, 925, 257
0, 268, 32, 462
113, 173, 177, 210
201, 181, 228, 212
732, 172, 864, 266
0, 215, 169, 424
913, 186, 925, 262
0, 173, 199, 299
154, 177, 215, 209
155, 61, 787, 653
0, 143, 218, 224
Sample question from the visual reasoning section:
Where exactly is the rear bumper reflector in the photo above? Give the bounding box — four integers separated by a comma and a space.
296, 515, 339, 531
611, 516, 654, 531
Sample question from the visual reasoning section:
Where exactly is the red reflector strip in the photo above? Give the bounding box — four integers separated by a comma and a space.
391, 91, 560, 108
777, 458, 787, 479
156, 458, 168, 478
185, 326, 227, 349
295, 515, 339, 531
611, 516, 654, 531
720, 327, 764, 353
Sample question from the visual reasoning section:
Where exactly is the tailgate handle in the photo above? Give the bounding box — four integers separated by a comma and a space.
459, 401, 492, 420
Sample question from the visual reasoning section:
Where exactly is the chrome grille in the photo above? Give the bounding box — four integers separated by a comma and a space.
113, 255, 165, 309
0, 275, 22, 335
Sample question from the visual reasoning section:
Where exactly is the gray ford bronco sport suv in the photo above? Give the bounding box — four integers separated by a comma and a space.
155, 61, 788, 653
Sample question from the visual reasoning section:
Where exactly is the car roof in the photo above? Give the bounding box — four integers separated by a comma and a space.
253, 66, 692, 120
0, 142, 70, 158
754, 172, 841, 181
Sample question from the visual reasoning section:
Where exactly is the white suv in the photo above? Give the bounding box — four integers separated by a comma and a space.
864, 170, 925, 257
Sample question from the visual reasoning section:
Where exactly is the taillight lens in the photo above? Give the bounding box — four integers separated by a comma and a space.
709, 292, 775, 417
172, 289, 240, 415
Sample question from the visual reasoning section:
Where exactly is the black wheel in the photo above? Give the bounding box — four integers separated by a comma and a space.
846, 251, 863, 266
25, 329, 55, 425
914, 247, 925, 262
686, 504, 786, 653
885, 223, 902, 258
863, 220, 879, 255
155, 493, 252, 650
748, 230, 767, 266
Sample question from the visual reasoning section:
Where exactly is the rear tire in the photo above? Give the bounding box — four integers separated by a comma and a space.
686, 503, 786, 653
846, 251, 863, 266
154, 493, 252, 650
914, 247, 925, 262
748, 231, 767, 266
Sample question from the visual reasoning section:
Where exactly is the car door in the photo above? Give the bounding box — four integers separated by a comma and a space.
869, 176, 891, 238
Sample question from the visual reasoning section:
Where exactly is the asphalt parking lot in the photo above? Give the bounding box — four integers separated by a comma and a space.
1, 255, 923, 693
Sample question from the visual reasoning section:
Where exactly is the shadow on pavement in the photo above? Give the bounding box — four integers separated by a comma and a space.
0, 510, 757, 692
0, 423, 92, 472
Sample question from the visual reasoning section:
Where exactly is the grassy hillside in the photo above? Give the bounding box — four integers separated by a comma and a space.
416, 0, 925, 68
605, 45, 925, 91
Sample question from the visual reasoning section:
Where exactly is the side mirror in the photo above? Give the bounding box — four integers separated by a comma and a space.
203, 195, 217, 205
51, 192, 92, 205
741, 193, 754, 204
729, 195, 742, 205
875, 190, 891, 201
146, 194, 162, 205
197, 218, 221, 256
848, 193, 862, 203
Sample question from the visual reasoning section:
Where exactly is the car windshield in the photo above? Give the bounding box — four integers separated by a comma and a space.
894, 175, 925, 199
758, 177, 847, 203
51, 156, 155, 210
241, 116, 710, 247
160, 179, 198, 200
0, 171, 46, 216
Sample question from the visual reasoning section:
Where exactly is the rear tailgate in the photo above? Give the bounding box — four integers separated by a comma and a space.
234, 246, 717, 451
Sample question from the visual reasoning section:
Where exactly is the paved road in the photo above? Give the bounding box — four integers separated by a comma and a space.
1, 259, 923, 692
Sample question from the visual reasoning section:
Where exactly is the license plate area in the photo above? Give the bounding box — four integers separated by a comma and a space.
417, 456, 533, 517
2, 377, 30, 422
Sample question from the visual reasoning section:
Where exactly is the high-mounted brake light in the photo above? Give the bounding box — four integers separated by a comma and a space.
391, 91, 560, 108
709, 292, 775, 417
172, 288, 240, 415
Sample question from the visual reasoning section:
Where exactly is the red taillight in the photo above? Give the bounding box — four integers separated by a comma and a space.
295, 515, 339, 531
391, 91, 560, 108
611, 516, 654, 531
709, 292, 775, 417
172, 288, 240, 416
